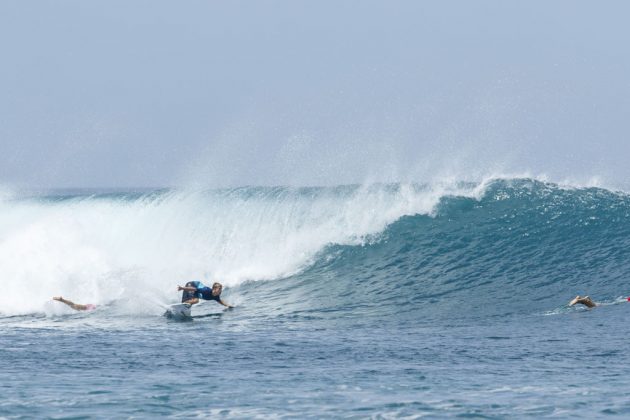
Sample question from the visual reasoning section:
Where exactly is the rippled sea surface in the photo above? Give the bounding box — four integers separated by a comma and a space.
2, 301, 630, 418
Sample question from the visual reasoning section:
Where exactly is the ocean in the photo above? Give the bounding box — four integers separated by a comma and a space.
2, 178, 630, 418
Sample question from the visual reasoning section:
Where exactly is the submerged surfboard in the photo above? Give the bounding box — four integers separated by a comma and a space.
164, 303, 192, 320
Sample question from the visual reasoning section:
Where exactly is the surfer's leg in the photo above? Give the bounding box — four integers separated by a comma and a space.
181, 282, 198, 303
182, 297, 200, 305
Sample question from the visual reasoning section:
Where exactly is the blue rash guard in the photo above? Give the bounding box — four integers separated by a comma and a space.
181, 281, 221, 303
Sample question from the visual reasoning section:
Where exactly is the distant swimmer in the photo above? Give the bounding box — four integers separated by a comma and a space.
178, 281, 234, 308
569, 295, 596, 308
53, 296, 96, 311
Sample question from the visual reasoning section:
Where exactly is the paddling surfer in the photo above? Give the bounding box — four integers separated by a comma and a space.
569, 295, 596, 308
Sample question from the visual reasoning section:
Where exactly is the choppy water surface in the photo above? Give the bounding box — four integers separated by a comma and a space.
2, 179, 630, 418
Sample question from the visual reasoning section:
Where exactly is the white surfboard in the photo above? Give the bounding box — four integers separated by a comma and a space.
164, 303, 192, 319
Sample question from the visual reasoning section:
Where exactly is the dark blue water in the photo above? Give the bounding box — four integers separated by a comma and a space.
2, 179, 630, 418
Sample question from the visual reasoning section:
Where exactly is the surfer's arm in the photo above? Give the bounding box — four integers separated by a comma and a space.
52, 297, 88, 311
218, 299, 234, 308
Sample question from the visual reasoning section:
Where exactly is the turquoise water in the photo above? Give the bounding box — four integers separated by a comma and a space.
2, 179, 630, 418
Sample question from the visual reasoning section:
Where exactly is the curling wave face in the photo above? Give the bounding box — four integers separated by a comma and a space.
1, 178, 629, 319
254, 178, 630, 322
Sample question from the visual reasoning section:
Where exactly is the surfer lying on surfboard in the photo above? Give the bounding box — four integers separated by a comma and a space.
52, 296, 96, 311
569, 295, 596, 308
178, 281, 234, 308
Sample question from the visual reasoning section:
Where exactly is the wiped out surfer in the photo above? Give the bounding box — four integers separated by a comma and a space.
53, 296, 96, 311
569, 295, 596, 308
178, 281, 234, 308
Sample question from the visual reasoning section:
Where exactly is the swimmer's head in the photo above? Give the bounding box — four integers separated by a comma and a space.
212, 282, 223, 296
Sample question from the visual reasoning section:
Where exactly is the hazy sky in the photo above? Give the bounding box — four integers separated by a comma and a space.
1, 0, 629, 189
